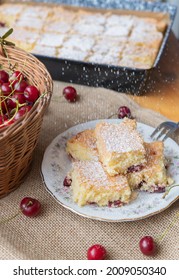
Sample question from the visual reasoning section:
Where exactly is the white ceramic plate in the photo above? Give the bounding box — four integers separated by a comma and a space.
41, 119, 179, 222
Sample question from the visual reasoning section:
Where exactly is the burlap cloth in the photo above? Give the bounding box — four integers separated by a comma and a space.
0, 81, 178, 260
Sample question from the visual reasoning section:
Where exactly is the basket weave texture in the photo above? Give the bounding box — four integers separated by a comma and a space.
0, 45, 53, 198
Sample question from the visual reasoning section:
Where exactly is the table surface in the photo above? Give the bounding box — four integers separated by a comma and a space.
0, 80, 179, 260
131, 33, 179, 122
0, 8, 179, 260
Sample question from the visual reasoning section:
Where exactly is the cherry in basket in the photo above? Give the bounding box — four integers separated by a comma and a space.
0, 70, 9, 83
0, 69, 40, 129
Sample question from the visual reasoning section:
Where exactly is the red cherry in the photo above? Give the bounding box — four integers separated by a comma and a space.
0, 99, 7, 113
0, 70, 9, 83
20, 197, 41, 217
13, 105, 32, 121
0, 22, 6, 27
118, 106, 131, 119
0, 114, 8, 126
63, 86, 77, 102
139, 236, 156, 256
87, 244, 107, 260
24, 85, 40, 102
7, 93, 26, 109
154, 187, 166, 193
1, 118, 15, 128
108, 200, 122, 207
127, 165, 143, 173
9, 71, 24, 87
14, 80, 28, 93
1, 82, 12, 95
10, 71, 24, 81
63, 176, 72, 187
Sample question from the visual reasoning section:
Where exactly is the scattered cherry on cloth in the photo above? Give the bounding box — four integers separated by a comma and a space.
139, 236, 156, 256
63, 86, 77, 102
20, 197, 41, 217
0, 197, 41, 225
87, 244, 107, 260
118, 106, 132, 119
108, 105, 132, 119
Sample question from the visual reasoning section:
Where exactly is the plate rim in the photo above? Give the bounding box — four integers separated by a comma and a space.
41, 119, 179, 222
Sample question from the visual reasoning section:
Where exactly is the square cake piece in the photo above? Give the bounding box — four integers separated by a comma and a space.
70, 160, 131, 207
63, 34, 95, 52
127, 141, 173, 192
10, 28, 40, 52
37, 33, 66, 47
0, 3, 24, 26
119, 55, 154, 69
76, 10, 106, 25
57, 47, 88, 61
95, 118, 146, 176
66, 129, 98, 161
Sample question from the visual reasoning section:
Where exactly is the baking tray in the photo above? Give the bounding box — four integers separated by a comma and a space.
1, 0, 177, 95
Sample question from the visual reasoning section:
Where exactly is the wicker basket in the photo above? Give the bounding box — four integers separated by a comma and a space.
0, 45, 53, 198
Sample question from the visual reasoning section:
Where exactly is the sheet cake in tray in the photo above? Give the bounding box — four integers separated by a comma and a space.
0, 0, 176, 94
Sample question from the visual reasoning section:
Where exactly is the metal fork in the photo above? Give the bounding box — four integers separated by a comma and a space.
150, 121, 179, 141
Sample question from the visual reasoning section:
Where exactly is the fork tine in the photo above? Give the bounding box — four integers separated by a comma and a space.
150, 124, 164, 138
151, 121, 179, 142
155, 127, 170, 141
162, 134, 170, 142
162, 127, 177, 141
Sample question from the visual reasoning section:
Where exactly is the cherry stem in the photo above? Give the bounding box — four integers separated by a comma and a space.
26, 200, 33, 207
19, 102, 28, 108
157, 211, 179, 243
4, 99, 10, 118
162, 184, 179, 199
34, 91, 47, 105
107, 113, 117, 119
0, 200, 35, 225
0, 210, 20, 225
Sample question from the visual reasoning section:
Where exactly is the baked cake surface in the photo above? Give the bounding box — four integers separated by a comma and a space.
0, 2, 168, 69
95, 119, 146, 175
71, 160, 131, 206
66, 129, 98, 161
65, 122, 174, 207
127, 141, 173, 192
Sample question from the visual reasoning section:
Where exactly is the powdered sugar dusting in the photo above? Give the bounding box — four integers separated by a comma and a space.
99, 122, 145, 153
78, 129, 96, 150
73, 161, 128, 190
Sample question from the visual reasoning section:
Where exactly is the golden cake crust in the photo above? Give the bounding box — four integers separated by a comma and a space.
0, 2, 168, 69
95, 118, 146, 175
65, 123, 174, 207
127, 141, 173, 192
66, 129, 98, 161
71, 160, 131, 206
